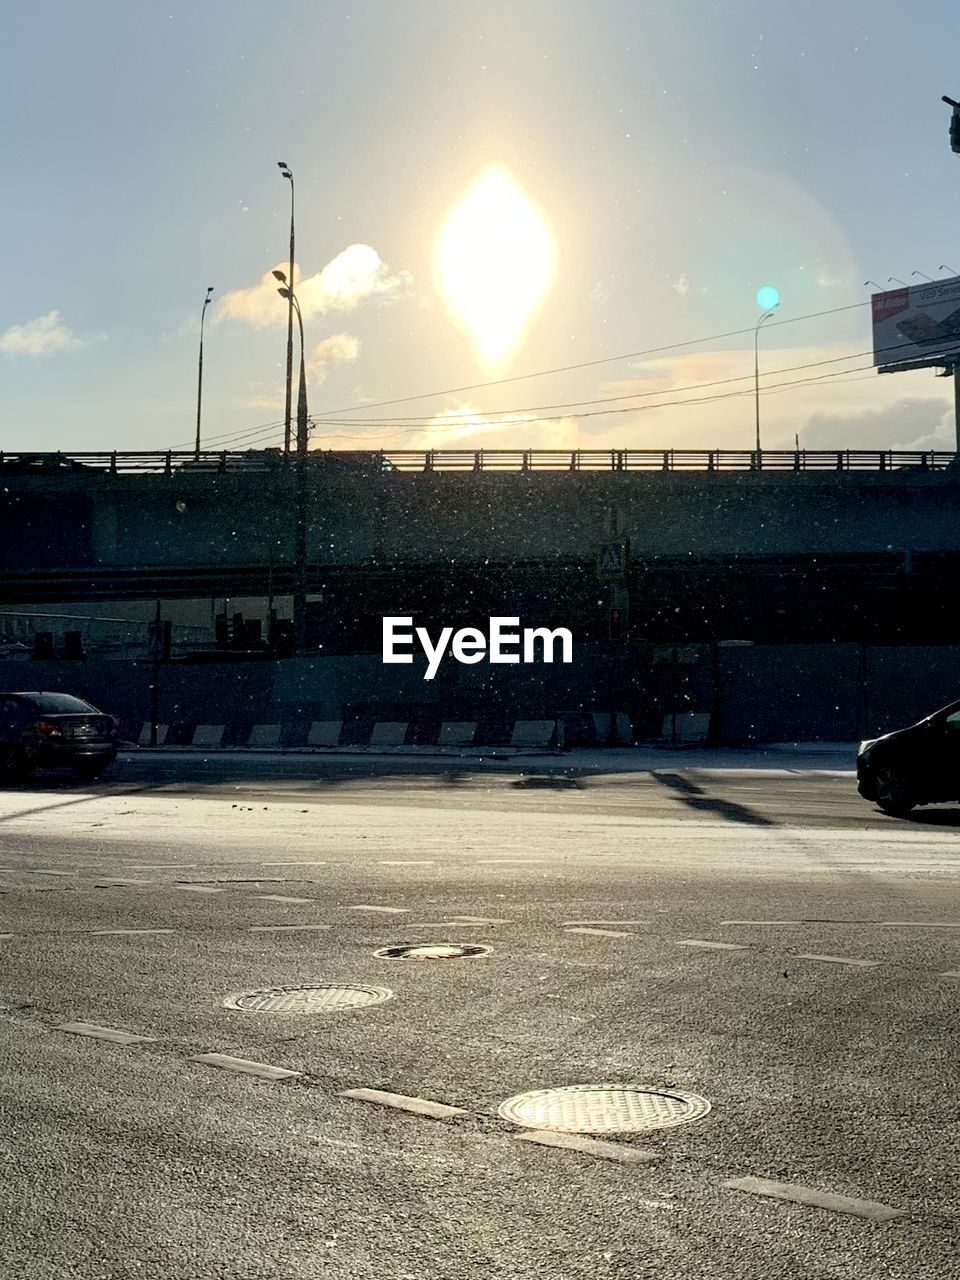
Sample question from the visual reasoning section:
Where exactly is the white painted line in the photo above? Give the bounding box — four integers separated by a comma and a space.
452, 916, 512, 925
190, 1053, 300, 1081
940, 969, 960, 978
0, 933, 12, 940
34, 870, 74, 877
563, 920, 650, 927
677, 939, 748, 951
175, 884, 225, 894
262, 861, 327, 867
249, 924, 330, 933
341, 1087, 469, 1120
57, 1022, 156, 1046
256, 894, 314, 904
91, 928, 174, 936
724, 1176, 906, 1222
477, 859, 543, 864
516, 1130, 662, 1164
95, 879, 153, 887
349, 905, 409, 914
797, 953, 882, 968
379, 860, 435, 866
721, 920, 803, 926
408, 921, 488, 928
565, 927, 635, 938
131, 864, 197, 870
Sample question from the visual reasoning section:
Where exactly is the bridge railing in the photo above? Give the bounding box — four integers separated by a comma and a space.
0, 448, 955, 475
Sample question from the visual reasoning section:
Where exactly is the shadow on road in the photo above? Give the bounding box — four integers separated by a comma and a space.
511, 774, 583, 790
904, 807, 960, 827
651, 771, 778, 827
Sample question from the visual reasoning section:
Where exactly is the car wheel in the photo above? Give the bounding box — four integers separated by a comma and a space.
0, 746, 33, 783
874, 767, 916, 816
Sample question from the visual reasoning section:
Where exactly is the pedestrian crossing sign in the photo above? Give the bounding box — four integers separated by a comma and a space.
597, 542, 627, 579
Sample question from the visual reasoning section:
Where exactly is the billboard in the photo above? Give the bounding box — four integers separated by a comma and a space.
872, 275, 960, 370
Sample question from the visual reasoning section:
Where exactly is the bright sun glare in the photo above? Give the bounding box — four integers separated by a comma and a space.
435, 167, 554, 366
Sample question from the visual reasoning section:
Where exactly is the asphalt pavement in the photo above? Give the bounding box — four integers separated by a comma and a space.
0, 747, 958, 1279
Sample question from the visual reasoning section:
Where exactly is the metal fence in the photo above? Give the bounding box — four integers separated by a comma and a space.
0, 448, 955, 475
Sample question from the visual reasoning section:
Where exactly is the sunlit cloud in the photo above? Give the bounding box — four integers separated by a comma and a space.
217, 245, 411, 330
308, 333, 360, 383
0, 311, 92, 356
673, 274, 689, 295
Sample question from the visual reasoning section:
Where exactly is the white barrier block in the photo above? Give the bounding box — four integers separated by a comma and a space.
511, 719, 556, 747
371, 721, 408, 746
193, 724, 225, 748
308, 721, 342, 746
439, 721, 477, 746
139, 723, 169, 746
248, 723, 282, 748
662, 712, 711, 743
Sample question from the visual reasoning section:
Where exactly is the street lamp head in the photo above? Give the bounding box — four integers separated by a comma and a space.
272, 269, 287, 284
277, 287, 292, 300
278, 161, 293, 180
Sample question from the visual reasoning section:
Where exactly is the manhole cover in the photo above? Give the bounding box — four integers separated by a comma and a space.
223, 984, 394, 1013
373, 943, 491, 960
497, 1084, 711, 1134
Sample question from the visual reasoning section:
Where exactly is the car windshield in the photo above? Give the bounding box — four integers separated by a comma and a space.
26, 693, 98, 714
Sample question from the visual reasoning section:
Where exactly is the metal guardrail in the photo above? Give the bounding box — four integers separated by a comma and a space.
0, 448, 955, 475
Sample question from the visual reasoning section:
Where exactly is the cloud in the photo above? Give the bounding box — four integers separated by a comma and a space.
308, 333, 360, 383
800, 398, 951, 450
0, 311, 86, 356
217, 245, 412, 330
673, 273, 689, 295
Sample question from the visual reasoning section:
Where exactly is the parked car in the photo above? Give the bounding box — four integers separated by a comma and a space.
857, 698, 960, 816
0, 691, 118, 781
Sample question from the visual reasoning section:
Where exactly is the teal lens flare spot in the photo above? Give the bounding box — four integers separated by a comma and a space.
756, 285, 780, 311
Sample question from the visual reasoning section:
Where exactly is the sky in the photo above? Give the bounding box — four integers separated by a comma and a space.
2, 0, 960, 455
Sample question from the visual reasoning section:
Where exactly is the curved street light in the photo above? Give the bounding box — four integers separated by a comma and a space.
754, 295, 779, 453
194, 286, 214, 461
278, 162, 295, 454
274, 269, 309, 654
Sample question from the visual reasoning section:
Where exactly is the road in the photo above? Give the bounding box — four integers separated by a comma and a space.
0, 748, 958, 1279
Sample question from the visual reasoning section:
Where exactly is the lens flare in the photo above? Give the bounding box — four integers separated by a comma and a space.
435, 167, 554, 366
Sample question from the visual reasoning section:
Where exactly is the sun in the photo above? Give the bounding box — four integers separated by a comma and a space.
435, 167, 554, 367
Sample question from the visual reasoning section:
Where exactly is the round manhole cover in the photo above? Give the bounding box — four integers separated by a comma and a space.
373, 943, 491, 960
497, 1084, 711, 1134
223, 984, 394, 1013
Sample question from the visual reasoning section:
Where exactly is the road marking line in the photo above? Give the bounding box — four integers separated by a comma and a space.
91, 928, 174, 936
797, 953, 882, 968
175, 884, 225, 894
248, 924, 330, 933
0, 933, 12, 940
34, 870, 74, 877
340, 1087, 469, 1120
940, 969, 960, 978
721, 920, 803, 926
724, 1176, 906, 1222
563, 920, 650, 927
95, 878, 153, 887
379, 860, 435, 866
189, 1053, 300, 1081
565, 927, 635, 938
677, 939, 748, 951
57, 1022, 156, 1045
349, 905, 409, 914
878, 921, 960, 929
256, 894, 314, 904
452, 916, 511, 924
516, 1130, 662, 1164
131, 864, 197, 870
477, 859, 543, 864
407, 921, 487, 928
262, 861, 328, 867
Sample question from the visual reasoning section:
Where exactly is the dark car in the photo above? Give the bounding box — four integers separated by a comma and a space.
857, 698, 960, 816
0, 691, 118, 782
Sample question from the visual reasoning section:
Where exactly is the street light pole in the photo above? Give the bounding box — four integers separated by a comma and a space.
194, 286, 214, 462
275, 272, 309, 654
754, 308, 777, 452
278, 162, 295, 454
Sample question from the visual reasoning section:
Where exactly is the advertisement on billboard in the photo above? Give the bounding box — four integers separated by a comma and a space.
872, 275, 960, 369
